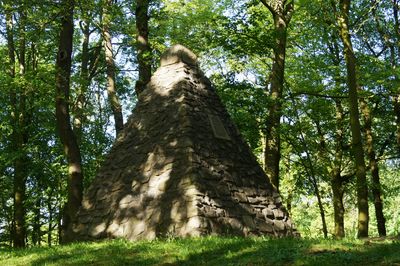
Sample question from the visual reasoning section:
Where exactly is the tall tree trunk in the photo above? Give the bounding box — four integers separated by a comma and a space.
5, 8, 15, 78
395, 96, 400, 150
73, 17, 90, 144
360, 99, 386, 236
312, 176, 328, 238
135, 0, 152, 96
32, 197, 41, 246
331, 100, 346, 238
55, 0, 83, 243
7, 5, 28, 248
305, 147, 328, 238
47, 197, 53, 246
337, 0, 369, 238
103, 0, 124, 135
260, 0, 293, 192
391, 1, 400, 152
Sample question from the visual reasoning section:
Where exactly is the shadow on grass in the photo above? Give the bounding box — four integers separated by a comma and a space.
172, 237, 400, 266
5, 237, 400, 266
27, 240, 158, 266
173, 237, 310, 266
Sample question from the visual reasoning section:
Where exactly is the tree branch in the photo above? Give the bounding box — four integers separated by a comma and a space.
259, 0, 278, 17
289, 91, 348, 99
284, 0, 294, 23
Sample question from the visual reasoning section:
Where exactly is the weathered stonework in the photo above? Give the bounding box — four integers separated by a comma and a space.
72, 45, 298, 241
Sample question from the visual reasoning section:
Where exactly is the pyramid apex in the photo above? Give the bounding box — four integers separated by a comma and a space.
160, 44, 198, 67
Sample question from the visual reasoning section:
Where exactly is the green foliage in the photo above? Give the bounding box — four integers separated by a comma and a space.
1, 0, 400, 246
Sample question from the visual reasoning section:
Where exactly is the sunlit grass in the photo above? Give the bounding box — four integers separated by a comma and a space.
1, 236, 399, 265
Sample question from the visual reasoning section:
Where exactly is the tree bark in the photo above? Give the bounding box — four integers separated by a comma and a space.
6, 5, 28, 248
32, 197, 41, 246
395, 96, 400, 151
103, 0, 124, 135
260, 0, 293, 192
304, 144, 328, 238
391, 0, 400, 152
337, 0, 369, 238
47, 196, 53, 246
73, 17, 90, 144
55, 0, 83, 243
360, 99, 386, 236
135, 0, 152, 96
331, 100, 346, 238
313, 176, 328, 238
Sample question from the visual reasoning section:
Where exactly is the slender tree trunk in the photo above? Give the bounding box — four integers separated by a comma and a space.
286, 191, 293, 215
305, 146, 328, 238
332, 171, 345, 238
73, 18, 90, 144
369, 150, 386, 236
13, 158, 26, 248
290, 96, 328, 238
47, 199, 53, 246
15, 16, 28, 246
394, 96, 400, 150
55, 0, 83, 243
7, 6, 28, 248
313, 177, 328, 238
391, 1, 400, 151
260, 0, 293, 192
331, 100, 346, 238
337, 0, 369, 238
359, 99, 386, 236
5, 8, 15, 78
32, 197, 41, 246
103, 0, 124, 135
5, 5, 19, 248
135, 0, 152, 96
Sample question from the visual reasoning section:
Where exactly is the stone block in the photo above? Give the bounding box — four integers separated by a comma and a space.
234, 192, 248, 203
273, 209, 285, 220
275, 196, 282, 204
258, 222, 274, 233
248, 197, 261, 204
131, 221, 147, 237
242, 215, 256, 230
89, 222, 107, 237
274, 220, 285, 231
262, 208, 274, 219
160, 45, 198, 67
79, 214, 92, 224
228, 217, 243, 231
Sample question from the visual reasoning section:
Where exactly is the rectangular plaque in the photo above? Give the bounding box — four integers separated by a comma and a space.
208, 114, 231, 140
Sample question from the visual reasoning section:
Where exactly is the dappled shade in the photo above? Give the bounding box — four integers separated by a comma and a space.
71, 45, 297, 241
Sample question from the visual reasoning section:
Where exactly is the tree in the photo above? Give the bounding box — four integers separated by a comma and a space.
135, 0, 152, 96
2, 1, 32, 247
331, 100, 347, 238
334, 0, 369, 238
54, 0, 83, 242
102, 0, 124, 135
259, 0, 294, 191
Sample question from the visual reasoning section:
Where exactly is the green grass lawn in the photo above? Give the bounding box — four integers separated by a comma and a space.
1, 236, 399, 266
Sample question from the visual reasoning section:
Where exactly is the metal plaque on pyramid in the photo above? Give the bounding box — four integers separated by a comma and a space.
71, 45, 297, 241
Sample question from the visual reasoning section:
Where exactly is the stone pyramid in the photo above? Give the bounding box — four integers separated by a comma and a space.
72, 45, 297, 240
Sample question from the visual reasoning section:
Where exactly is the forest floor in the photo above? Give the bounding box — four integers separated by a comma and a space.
1, 236, 400, 265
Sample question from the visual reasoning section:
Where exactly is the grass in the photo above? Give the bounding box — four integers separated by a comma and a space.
1, 236, 400, 265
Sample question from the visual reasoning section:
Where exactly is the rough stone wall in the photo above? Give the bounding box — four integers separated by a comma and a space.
176, 62, 295, 236
72, 45, 297, 241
